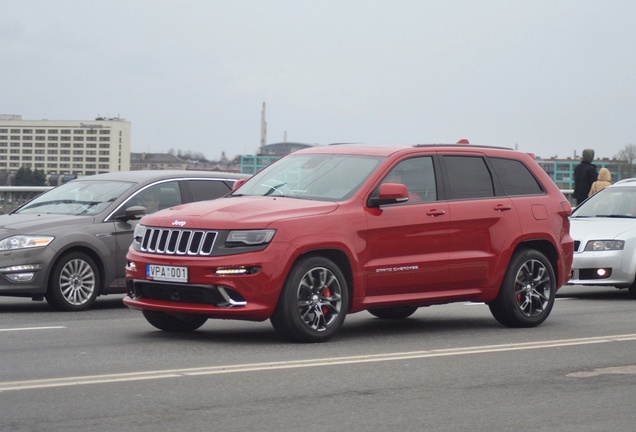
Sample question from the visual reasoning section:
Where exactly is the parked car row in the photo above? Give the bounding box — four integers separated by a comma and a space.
4, 144, 632, 343
0, 170, 248, 311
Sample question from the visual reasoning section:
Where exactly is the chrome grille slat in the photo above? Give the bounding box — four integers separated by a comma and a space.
140, 228, 217, 256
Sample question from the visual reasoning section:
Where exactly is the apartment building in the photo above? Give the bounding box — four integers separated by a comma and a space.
0, 115, 131, 183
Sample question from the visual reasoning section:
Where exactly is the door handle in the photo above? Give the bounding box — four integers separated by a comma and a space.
494, 204, 512, 211
426, 209, 446, 217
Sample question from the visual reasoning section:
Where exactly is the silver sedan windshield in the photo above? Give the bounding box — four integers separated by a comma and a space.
16, 180, 134, 216
572, 187, 636, 218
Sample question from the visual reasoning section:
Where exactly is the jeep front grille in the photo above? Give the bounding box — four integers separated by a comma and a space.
140, 227, 218, 256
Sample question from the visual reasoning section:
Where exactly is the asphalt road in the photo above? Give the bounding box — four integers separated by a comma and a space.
1, 284, 635, 432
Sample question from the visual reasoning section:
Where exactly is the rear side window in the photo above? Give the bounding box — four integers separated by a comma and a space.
189, 179, 232, 201
443, 156, 494, 199
489, 157, 543, 196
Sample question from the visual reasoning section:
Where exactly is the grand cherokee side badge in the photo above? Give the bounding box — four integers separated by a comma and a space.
171, 220, 186, 227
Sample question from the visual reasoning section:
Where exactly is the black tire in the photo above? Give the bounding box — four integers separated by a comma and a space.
488, 249, 556, 327
270, 256, 348, 343
45, 252, 100, 311
142, 310, 208, 332
368, 306, 418, 319
628, 284, 636, 299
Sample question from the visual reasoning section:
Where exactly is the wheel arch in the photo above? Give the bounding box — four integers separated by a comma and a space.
293, 248, 354, 312
513, 239, 560, 283
46, 245, 106, 295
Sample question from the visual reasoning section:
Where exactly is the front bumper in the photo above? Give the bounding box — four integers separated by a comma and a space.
567, 250, 633, 287
0, 247, 54, 296
124, 243, 292, 321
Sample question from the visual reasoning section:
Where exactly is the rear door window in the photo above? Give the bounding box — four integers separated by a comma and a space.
442, 156, 494, 199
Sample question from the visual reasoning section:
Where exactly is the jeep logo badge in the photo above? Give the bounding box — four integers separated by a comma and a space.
172, 220, 186, 227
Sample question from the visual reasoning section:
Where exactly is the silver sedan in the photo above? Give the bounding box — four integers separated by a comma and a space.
568, 178, 636, 298
0, 170, 248, 311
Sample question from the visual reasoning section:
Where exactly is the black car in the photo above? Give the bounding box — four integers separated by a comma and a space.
0, 170, 248, 311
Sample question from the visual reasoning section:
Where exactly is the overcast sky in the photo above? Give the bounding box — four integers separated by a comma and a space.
1, 1, 635, 161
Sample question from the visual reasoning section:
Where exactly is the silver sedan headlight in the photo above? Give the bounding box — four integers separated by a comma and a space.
132, 224, 147, 249
0, 235, 54, 251
584, 240, 625, 251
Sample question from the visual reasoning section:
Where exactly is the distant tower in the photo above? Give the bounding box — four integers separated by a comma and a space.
260, 102, 267, 150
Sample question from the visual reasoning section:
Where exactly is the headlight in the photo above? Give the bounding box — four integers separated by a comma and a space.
0, 235, 54, 251
133, 224, 147, 248
226, 229, 275, 246
584, 240, 624, 251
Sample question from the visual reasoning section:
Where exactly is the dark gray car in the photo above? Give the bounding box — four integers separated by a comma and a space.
0, 170, 248, 311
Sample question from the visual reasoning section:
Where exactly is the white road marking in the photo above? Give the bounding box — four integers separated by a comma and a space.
1, 333, 635, 392
567, 365, 636, 377
0, 326, 66, 332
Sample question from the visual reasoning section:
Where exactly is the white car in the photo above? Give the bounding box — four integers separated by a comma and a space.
568, 178, 636, 298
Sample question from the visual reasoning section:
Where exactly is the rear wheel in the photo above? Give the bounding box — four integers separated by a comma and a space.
270, 256, 348, 343
628, 283, 636, 299
489, 249, 556, 327
142, 310, 208, 332
45, 252, 100, 311
368, 306, 418, 319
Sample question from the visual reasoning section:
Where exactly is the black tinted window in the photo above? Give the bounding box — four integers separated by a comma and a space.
189, 179, 232, 201
490, 157, 543, 195
443, 156, 494, 199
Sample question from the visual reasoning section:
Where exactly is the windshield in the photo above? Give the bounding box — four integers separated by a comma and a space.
572, 186, 636, 218
16, 180, 134, 216
235, 154, 384, 201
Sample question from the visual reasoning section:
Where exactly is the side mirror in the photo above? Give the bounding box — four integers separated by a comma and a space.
232, 179, 247, 192
114, 205, 147, 221
368, 183, 409, 207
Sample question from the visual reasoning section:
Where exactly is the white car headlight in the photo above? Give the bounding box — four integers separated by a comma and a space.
0, 235, 54, 251
226, 229, 275, 245
584, 240, 624, 251
133, 224, 147, 247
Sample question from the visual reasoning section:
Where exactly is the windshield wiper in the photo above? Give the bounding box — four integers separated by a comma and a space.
262, 182, 287, 196
21, 199, 99, 210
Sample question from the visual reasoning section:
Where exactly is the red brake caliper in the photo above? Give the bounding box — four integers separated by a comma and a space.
322, 287, 332, 316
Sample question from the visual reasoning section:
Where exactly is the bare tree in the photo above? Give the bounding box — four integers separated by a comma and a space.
615, 143, 636, 178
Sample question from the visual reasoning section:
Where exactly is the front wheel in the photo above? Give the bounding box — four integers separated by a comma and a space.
270, 256, 348, 343
45, 252, 100, 311
488, 249, 556, 327
142, 310, 208, 332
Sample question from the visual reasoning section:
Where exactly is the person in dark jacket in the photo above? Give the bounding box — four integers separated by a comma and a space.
573, 148, 597, 205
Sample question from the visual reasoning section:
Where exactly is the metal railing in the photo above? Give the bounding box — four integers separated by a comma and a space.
0, 186, 53, 214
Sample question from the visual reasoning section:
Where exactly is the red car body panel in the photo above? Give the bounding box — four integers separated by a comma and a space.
124, 144, 573, 326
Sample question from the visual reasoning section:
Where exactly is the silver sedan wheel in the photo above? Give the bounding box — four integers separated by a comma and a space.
59, 258, 97, 306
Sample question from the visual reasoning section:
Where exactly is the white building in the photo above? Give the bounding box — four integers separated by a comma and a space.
0, 115, 131, 182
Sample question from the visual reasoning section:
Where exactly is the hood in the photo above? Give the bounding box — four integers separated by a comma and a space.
582, 148, 595, 163
570, 217, 636, 240
0, 213, 94, 235
142, 196, 339, 229
597, 167, 611, 182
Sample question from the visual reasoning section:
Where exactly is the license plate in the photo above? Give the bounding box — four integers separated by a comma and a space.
146, 264, 188, 283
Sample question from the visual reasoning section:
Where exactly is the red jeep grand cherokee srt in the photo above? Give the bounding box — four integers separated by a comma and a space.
124, 144, 573, 342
